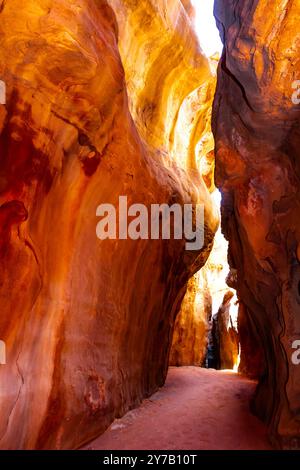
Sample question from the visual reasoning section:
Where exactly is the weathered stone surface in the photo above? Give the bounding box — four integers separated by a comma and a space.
169, 270, 211, 367
0, 0, 218, 449
238, 301, 264, 380
214, 290, 239, 371
213, 0, 300, 448
170, 215, 239, 368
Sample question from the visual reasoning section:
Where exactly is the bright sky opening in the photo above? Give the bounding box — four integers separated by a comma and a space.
191, 0, 223, 57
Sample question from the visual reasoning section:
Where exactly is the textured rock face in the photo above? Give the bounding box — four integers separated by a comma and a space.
108, 0, 217, 180
0, 0, 218, 449
214, 291, 239, 371
213, 0, 300, 448
170, 205, 239, 368
169, 270, 211, 367
238, 302, 264, 380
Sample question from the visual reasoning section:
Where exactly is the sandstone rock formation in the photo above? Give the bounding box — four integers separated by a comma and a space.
213, 0, 300, 448
170, 211, 240, 369
213, 290, 239, 370
0, 0, 218, 449
169, 270, 211, 367
238, 301, 264, 380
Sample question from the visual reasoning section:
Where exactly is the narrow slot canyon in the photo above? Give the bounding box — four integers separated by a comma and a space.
0, 0, 299, 452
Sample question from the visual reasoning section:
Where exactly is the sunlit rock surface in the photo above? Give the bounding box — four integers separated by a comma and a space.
213, 291, 239, 370
0, 0, 218, 449
171, 202, 239, 369
213, 0, 300, 448
169, 270, 211, 367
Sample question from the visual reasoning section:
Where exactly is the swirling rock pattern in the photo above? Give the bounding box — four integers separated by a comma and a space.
0, 0, 218, 449
213, 0, 300, 448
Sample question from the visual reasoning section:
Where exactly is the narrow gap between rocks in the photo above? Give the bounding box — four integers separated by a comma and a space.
82, 1, 268, 451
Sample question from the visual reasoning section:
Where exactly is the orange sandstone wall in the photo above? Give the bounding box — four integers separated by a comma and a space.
213, 0, 300, 448
169, 270, 211, 367
0, 0, 218, 449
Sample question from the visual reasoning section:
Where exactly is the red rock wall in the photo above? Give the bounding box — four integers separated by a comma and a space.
169, 270, 211, 367
0, 0, 218, 449
214, 291, 239, 370
170, 218, 240, 369
213, 0, 300, 448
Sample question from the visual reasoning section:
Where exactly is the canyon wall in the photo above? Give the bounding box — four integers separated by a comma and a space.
169, 269, 211, 367
170, 211, 239, 369
213, 0, 300, 448
0, 0, 218, 449
214, 291, 239, 370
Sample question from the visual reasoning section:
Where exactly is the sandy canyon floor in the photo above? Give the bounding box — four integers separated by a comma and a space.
83, 367, 271, 450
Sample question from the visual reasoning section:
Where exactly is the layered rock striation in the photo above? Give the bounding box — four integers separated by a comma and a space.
213, 0, 300, 448
0, 0, 218, 449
